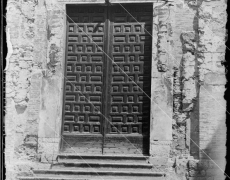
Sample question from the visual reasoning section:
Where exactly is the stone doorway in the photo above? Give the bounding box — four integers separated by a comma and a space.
61, 4, 153, 155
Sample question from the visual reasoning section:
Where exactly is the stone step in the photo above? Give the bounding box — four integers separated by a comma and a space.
31, 169, 165, 179
57, 154, 150, 164
51, 162, 153, 172
19, 176, 164, 180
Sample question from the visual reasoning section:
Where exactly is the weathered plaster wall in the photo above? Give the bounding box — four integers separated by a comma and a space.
5, 0, 227, 180
5, 0, 66, 179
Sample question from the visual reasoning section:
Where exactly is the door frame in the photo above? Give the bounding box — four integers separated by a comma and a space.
38, 0, 173, 165
61, 3, 153, 155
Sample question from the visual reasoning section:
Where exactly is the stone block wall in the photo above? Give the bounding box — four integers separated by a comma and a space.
4, 0, 227, 180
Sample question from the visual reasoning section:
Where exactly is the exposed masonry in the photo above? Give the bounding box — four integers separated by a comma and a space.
5, 0, 226, 180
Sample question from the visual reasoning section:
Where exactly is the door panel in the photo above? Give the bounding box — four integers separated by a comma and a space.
62, 5, 107, 154
104, 5, 152, 155
62, 4, 152, 155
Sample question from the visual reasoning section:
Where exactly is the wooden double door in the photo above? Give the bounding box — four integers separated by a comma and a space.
61, 4, 153, 155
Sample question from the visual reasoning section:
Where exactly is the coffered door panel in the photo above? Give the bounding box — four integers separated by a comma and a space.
104, 4, 153, 155
62, 5, 107, 154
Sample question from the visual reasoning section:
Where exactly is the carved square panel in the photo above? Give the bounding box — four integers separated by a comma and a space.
79, 96, 85, 102
111, 126, 118, 133
80, 76, 87, 82
73, 125, 80, 132
122, 126, 128, 133
134, 45, 141, 52
123, 86, 129, 92
129, 36, 136, 42
132, 126, 138, 133
82, 36, 88, 43
69, 26, 74, 32
93, 126, 100, 133
128, 76, 135, 82
135, 25, 141, 32
68, 46, 73, 52
86, 66, 92, 72
67, 66, 72, 72
66, 85, 72, 92
114, 26, 121, 33
86, 46, 93, 52
85, 86, 91, 92
133, 106, 139, 112
112, 106, 119, 113
124, 46, 130, 52
77, 46, 83, 52
133, 86, 139, 92
64, 125, 70, 132
81, 56, 87, 62
95, 66, 102, 72
114, 46, 120, 52
113, 66, 120, 72
127, 116, 134, 122
78, 26, 84, 32
129, 55, 135, 62
113, 86, 119, 92
65, 104, 71, 112
138, 95, 144, 102
79, 115, 84, 122
94, 105, 101, 113
84, 125, 90, 132
96, 45, 103, 52
128, 96, 134, 102
84, 106, 90, 112
95, 86, 101, 92
98, 26, 104, 32
124, 26, 131, 32
88, 26, 94, 33
122, 106, 128, 112
74, 105, 80, 112
124, 66, 129, 72
75, 85, 81, 92
76, 65, 82, 72
134, 65, 140, 72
